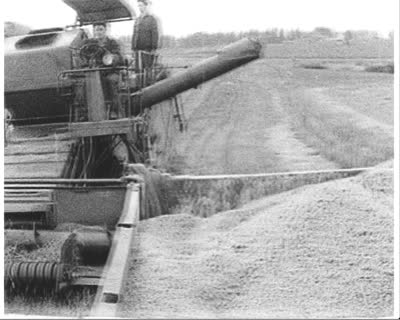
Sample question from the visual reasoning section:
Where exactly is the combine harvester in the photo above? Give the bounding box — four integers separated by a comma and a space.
3, 0, 367, 316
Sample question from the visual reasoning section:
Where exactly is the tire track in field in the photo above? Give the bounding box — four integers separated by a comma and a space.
176, 59, 338, 175
178, 67, 282, 174
260, 60, 338, 171
266, 87, 339, 171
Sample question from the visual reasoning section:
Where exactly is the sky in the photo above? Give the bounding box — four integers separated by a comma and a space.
1, 0, 399, 37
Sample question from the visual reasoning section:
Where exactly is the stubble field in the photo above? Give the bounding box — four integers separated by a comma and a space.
153, 39, 394, 174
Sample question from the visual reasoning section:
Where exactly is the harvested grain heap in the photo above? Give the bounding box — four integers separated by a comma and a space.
118, 165, 393, 318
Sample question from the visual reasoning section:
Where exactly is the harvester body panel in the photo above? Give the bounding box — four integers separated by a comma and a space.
4, 28, 87, 123
5, 29, 86, 92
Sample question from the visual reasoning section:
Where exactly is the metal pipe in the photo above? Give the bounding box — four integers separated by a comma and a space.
131, 38, 262, 110
5, 167, 385, 186
4, 185, 125, 190
59, 66, 129, 77
170, 167, 386, 181
5, 178, 125, 185
65, 17, 133, 28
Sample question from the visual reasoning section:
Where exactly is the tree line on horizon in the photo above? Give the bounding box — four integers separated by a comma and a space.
5, 21, 393, 50
120, 27, 394, 49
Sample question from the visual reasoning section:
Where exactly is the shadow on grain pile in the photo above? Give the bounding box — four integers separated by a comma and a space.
118, 162, 393, 319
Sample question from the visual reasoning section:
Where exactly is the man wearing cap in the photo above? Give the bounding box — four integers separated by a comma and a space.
131, 0, 160, 77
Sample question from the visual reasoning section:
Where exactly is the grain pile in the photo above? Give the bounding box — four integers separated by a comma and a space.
118, 165, 393, 318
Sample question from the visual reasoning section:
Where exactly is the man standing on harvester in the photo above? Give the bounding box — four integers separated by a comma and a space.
132, 0, 161, 85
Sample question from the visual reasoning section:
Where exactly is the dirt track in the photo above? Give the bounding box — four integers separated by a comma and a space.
174, 60, 336, 174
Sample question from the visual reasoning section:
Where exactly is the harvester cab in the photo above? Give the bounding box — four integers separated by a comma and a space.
60, 0, 169, 121
58, 0, 178, 175
60, 0, 141, 122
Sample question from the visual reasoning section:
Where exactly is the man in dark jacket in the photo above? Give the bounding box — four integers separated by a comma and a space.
80, 22, 123, 118
131, 0, 160, 72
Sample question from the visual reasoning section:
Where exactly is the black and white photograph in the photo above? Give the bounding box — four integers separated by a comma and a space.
1, 0, 399, 318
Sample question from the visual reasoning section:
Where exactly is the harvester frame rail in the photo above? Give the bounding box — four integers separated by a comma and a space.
91, 181, 141, 317
171, 166, 392, 181
66, 17, 134, 28
5, 178, 128, 185
58, 66, 130, 77
5, 184, 121, 190
67, 118, 138, 138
